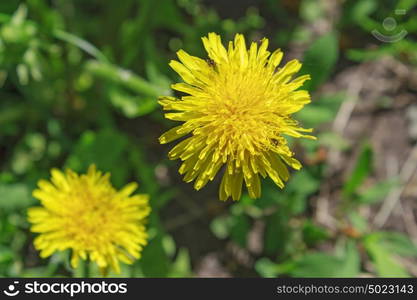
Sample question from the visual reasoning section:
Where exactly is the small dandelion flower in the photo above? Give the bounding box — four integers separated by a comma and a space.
28, 165, 151, 275
159, 33, 316, 201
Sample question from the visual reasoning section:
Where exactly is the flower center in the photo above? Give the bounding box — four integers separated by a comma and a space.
64, 185, 117, 247
203, 70, 275, 155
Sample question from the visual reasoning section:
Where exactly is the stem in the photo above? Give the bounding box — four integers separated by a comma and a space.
53, 29, 109, 63
83, 260, 90, 278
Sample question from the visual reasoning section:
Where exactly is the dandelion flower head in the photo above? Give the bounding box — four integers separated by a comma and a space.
159, 33, 315, 201
28, 165, 151, 274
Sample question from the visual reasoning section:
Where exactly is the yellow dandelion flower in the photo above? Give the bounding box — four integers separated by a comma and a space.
28, 165, 151, 275
159, 33, 316, 201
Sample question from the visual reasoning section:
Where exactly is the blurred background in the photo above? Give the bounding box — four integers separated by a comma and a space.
0, 0, 417, 277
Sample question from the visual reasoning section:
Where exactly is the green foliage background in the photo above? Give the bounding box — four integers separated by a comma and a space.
0, 0, 417, 277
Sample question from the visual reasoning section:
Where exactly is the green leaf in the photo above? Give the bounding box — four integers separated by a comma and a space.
0, 184, 34, 211
53, 29, 108, 63
296, 94, 345, 128
396, 0, 417, 10
11, 4, 28, 26
347, 40, 417, 63
288, 242, 360, 277
65, 129, 129, 187
264, 211, 290, 256
348, 211, 369, 233
295, 105, 335, 127
344, 0, 379, 31
162, 234, 176, 258
287, 170, 320, 214
302, 221, 329, 246
300, 0, 324, 22
335, 241, 361, 277
145, 61, 172, 96
230, 214, 250, 247
356, 178, 400, 204
20, 267, 51, 277
137, 205, 170, 277
210, 215, 232, 240
139, 234, 170, 277
317, 132, 350, 151
255, 258, 280, 277
290, 253, 342, 277
169, 248, 192, 277
0, 247, 14, 264
287, 170, 320, 196
294, 245, 358, 277
108, 86, 158, 118
343, 143, 373, 197
363, 233, 410, 277
16, 64, 29, 85
374, 232, 417, 257
85, 60, 158, 97
349, 0, 377, 24
129, 146, 158, 197
300, 32, 339, 91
